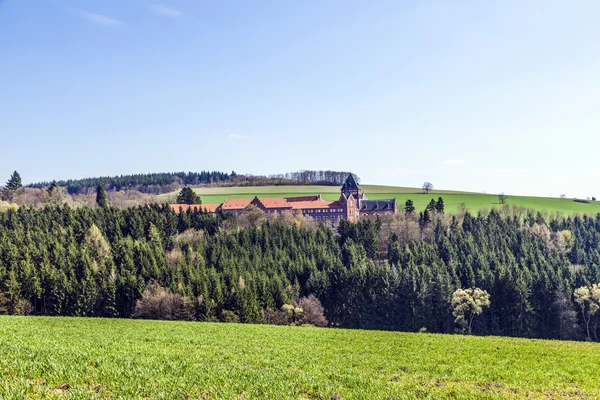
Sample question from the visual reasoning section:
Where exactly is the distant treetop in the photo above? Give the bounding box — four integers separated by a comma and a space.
27, 170, 358, 195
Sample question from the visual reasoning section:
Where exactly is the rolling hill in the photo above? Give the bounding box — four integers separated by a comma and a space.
158, 184, 600, 215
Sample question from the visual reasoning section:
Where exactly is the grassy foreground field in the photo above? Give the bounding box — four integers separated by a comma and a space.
1, 317, 600, 399
159, 185, 600, 215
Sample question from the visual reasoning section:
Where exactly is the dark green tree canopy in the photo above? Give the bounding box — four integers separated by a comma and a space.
5, 171, 22, 191
96, 184, 108, 208
436, 197, 445, 213
0, 198, 597, 341
404, 199, 415, 214
426, 199, 437, 213
177, 187, 202, 205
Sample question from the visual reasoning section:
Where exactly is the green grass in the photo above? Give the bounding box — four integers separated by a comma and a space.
158, 185, 600, 215
1, 317, 600, 399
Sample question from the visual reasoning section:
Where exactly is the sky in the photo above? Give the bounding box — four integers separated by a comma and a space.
1, 0, 599, 198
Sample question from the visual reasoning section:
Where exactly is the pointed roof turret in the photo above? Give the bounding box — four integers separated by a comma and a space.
343, 173, 360, 190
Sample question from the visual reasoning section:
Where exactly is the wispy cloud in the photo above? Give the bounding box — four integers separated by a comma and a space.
148, 4, 183, 18
439, 159, 467, 166
228, 134, 246, 139
79, 11, 123, 26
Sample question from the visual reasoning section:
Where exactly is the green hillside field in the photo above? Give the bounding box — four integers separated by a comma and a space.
1, 317, 599, 399
158, 185, 600, 215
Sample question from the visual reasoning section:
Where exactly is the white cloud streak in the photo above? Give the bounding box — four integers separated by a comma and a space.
228, 134, 246, 139
79, 10, 123, 26
148, 4, 183, 18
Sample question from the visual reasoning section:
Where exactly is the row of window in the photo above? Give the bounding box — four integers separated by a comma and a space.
303, 208, 344, 214
312, 215, 342, 221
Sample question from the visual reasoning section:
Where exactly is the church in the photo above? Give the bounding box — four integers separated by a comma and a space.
171, 174, 397, 224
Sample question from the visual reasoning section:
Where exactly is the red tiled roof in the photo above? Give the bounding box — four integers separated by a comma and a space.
290, 200, 344, 210
255, 198, 292, 209
222, 198, 253, 210
285, 195, 321, 202
199, 204, 221, 213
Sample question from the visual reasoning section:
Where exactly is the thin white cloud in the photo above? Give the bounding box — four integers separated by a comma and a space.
148, 4, 183, 18
79, 11, 123, 26
440, 159, 467, 166
228, 134, 246, 139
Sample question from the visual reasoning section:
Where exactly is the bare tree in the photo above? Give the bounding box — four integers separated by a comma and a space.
560, 194, 566, 199
498, 192, 507, 205
422, 182, 433, 194
296, 295, 328, 327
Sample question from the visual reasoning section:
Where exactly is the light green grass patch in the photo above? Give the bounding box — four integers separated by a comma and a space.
158, 185, 600, 215
0, 316, 599, 399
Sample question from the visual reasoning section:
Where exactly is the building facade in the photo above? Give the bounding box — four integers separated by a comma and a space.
171, 174, 397, 223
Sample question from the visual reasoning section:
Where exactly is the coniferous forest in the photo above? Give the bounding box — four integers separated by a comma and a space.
1, 203, 600, 341
27, 170, 355, 194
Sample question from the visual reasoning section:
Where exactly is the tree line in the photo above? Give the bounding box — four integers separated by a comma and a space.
27, 171, 234, 194
25, 170, 358, 195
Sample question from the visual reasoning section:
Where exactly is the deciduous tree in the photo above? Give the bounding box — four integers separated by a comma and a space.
451, 288, 491, 334
422, 182, 433, 194
498, 192, 507, 205
574, 284, 600, 341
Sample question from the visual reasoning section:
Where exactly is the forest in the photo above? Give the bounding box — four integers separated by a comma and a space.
27, 170, 355, 194
1, 197, 600, 341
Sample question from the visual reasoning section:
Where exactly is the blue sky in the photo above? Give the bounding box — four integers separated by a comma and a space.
1, 1, 599, 197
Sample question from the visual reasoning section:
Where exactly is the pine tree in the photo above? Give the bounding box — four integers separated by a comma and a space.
177, 187, 202, 205
96, 185, 108, 208
404, 199, 415, 215
426, 199, 437, 213
436, 197, 445, 213
2, 171, 22, 201
5, 171, 22, 191
47, 180, 59, 194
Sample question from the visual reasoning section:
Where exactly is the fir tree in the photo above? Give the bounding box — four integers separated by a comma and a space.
404, 199, 415, 215
96, 185, 108, 208
426, 199, 437, 213
47, 180, 59, 194
5, 171, 22, 191
177, 187, 202, 205
435, 197, 445, 213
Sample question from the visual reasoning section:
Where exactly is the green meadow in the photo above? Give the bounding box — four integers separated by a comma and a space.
0, 317, 599, 399
159, 185, 600, 215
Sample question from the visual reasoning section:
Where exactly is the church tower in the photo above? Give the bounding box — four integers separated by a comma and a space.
340, 174, 362, 208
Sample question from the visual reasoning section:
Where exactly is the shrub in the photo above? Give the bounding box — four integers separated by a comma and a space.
133, 283, 195, 321
573, 199, 590, 204
0, 293, 8, 314
295, 295, 328, 327
264, 308, 290, 325
219, 310, 240, 323
15, 299, 34, 316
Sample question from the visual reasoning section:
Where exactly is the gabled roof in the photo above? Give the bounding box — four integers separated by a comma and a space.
342, 174, 360, 190
290, 200, 344, 210
222, 198, 253, 210
359, 199, 396, 211
200, 204, 221, 213
285, 195, 322, 202
254, 197, 292, 209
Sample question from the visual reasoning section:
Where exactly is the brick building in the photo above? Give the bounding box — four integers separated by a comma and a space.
171, 174, 396, 223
